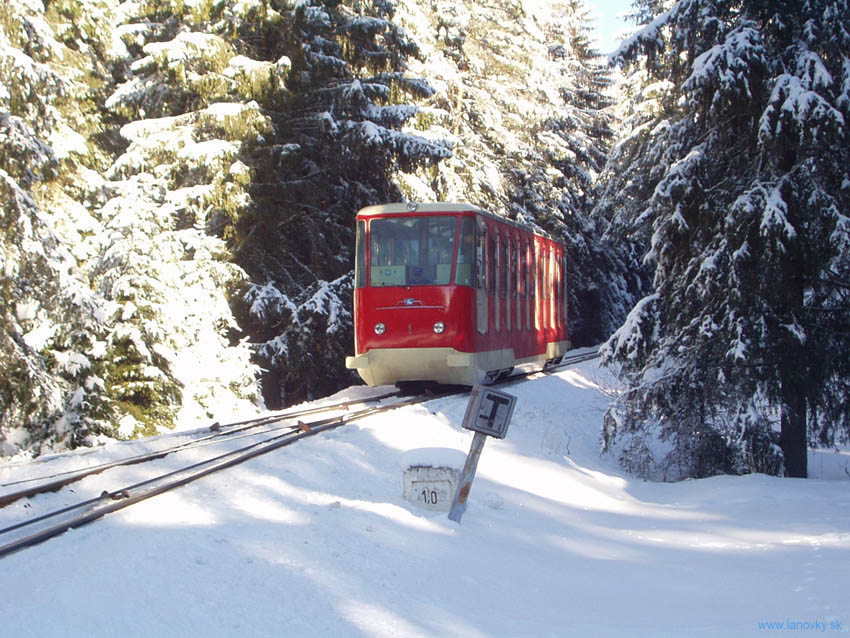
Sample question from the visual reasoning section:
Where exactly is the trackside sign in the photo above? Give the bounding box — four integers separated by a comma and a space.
462, 385, 516, 439
448, 385, 517, 523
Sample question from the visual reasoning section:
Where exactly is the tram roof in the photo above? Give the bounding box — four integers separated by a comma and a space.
356, 202, 560, 242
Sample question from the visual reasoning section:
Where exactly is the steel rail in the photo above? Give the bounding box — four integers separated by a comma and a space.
0, 348, 599, 558
0, 391, 452, 558
0, 392, 399, 507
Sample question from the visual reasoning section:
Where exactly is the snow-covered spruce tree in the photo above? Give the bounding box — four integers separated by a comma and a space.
96, 0, 270, 433
532, 0, 641, 345
390, 0, 638, 346
0, 0, 125, 453
601, 0, 850, 478
1, 0, 269, 452
0, 115, 67, 452
234, 0, 451, 406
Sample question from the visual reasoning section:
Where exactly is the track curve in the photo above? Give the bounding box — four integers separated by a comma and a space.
0, 348, 598, 558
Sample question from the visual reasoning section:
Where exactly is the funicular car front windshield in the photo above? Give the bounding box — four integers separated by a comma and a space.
369, 216, 457, 287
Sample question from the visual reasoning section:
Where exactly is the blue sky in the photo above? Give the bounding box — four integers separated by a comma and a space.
586, 0, 635, 54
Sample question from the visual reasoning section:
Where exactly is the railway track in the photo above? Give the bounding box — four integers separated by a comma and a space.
0, 348, 598, 558
0, 391, 401, 507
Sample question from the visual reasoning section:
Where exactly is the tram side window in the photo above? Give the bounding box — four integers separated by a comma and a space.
499, 237, 508, 297
455, 217, 476, 286
369, 216, 456, 286
355, 220, 366, 289
547, 251, 555, 328
554, 251, 561, 327
531, 243, 538, 328
512, 241, 519, 298
561, 253, 569, 323
476, 225, 487, 290
521, 242, 528, 298
530, 244, 537, 299
488, 230, 496, 296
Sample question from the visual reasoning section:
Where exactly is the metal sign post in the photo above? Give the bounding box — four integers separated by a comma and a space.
448, 385, 517, 523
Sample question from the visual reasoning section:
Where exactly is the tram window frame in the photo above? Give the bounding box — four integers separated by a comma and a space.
547, 250, 555, 329
476, 223, 486, 290
522, 240, 530, 331
368, 215, 456, 287
541, 246, 552, 328
561, 253, 568, 324
521, 240, 529, 299
455, 216, 476, 287
512, 240, 519, 299
553, 250, 561, 328
355, 220, 367, 289
500, 234, 508, 298
531, 244, 537, 299
488, 229, 497, 297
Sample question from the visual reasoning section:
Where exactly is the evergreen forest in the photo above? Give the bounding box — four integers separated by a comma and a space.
1, 0, 847, 480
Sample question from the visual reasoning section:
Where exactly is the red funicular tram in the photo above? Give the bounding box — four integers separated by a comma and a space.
345, 202, 571, 387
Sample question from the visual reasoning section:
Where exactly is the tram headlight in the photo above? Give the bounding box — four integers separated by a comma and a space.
433, 321, 445, 334
374, 322, 386, 335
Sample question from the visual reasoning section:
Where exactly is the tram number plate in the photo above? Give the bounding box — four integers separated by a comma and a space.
411, 480, 452, 511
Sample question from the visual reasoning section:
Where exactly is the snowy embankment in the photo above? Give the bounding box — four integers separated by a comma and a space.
1, 357, 848, 637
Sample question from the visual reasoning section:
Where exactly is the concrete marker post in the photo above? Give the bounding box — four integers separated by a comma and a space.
448, 385, 516, 523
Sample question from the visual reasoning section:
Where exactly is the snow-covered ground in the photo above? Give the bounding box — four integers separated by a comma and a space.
1, 358, 848, 637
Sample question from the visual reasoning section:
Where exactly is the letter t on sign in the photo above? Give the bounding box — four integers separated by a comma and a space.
448, 385, 517, 523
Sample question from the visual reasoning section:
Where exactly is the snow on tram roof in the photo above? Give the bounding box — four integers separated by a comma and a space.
356, 202, 560, 242
357, 202, 483, 215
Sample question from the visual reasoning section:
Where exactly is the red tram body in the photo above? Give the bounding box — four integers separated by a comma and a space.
345, 202, 571, 387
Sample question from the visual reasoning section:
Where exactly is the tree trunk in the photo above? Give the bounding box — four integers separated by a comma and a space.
261, 367, 284, 410
780, 386, 807, 478
778, 233, 807, 478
